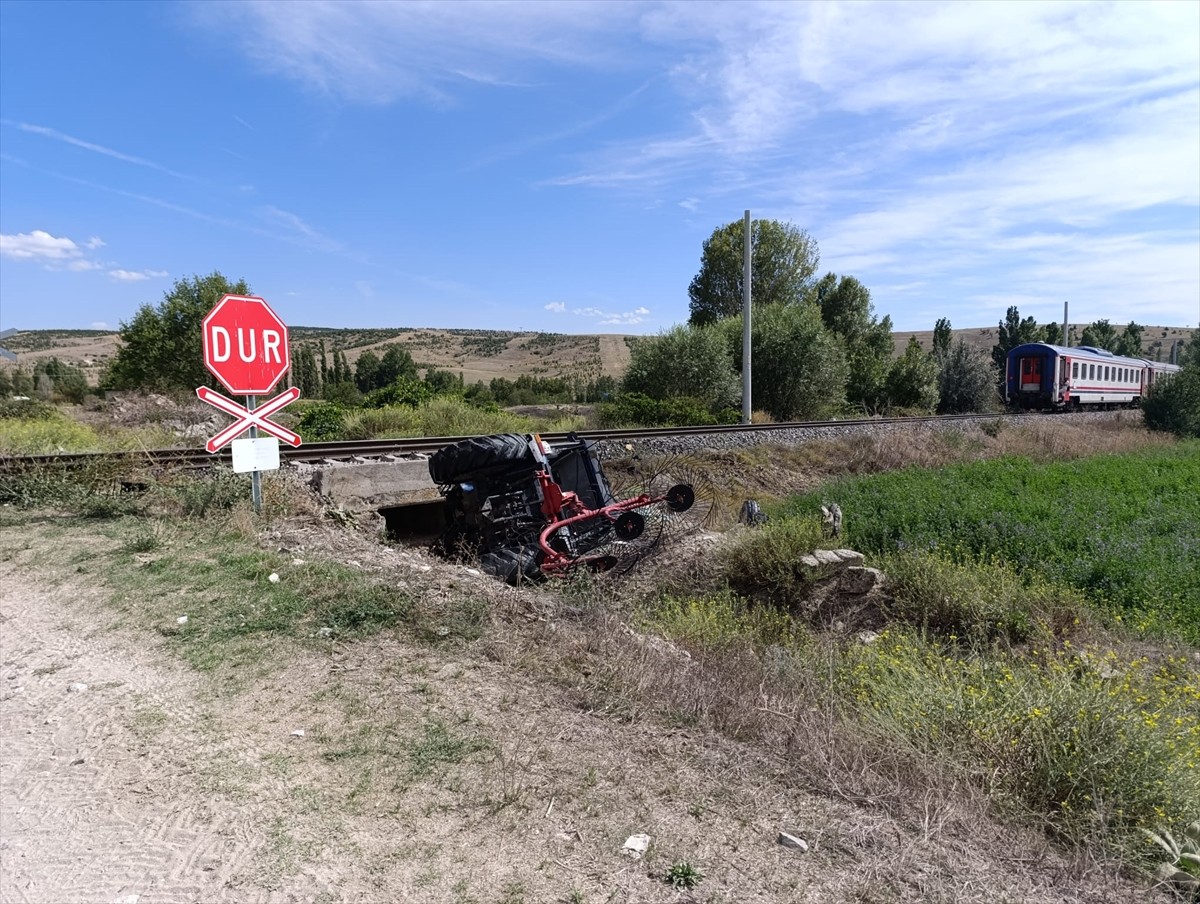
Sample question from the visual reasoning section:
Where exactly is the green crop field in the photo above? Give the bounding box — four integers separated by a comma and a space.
780, 442, 1200, 642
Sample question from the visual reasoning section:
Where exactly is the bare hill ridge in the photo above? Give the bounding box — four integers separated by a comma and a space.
2, 325, 1193, 387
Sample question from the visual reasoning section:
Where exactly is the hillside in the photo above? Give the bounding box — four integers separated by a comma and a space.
1, 324, 1193, 388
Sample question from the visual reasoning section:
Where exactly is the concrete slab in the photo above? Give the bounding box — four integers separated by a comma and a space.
313, 460, 440, 510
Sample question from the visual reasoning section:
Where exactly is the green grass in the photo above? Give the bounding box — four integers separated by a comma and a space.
4, 513, 488, 674
778, 442, 1200, 642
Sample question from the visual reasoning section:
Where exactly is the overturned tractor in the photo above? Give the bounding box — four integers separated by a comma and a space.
428, 433, 697, 582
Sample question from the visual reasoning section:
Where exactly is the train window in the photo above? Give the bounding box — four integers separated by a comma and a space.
1023, 360, 1031, 375
1089, 364, 1095, 380
1072, 362, 1079, 379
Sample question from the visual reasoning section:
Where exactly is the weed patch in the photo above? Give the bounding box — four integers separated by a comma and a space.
840, 628, 1200, 855
880, 551, 1092, 645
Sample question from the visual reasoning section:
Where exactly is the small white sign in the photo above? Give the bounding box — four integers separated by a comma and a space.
231, 437, 280, 473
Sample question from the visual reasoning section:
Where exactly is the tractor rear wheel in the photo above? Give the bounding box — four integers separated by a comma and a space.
428, 434, 533, 484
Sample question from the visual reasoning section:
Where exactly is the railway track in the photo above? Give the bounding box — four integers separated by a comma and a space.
0, 413, 1033, 473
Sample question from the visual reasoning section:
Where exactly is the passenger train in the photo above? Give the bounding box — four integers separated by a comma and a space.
1005, 343, 1181, 411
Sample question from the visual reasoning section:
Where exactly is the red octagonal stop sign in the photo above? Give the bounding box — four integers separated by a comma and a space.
201, 294, 291, 396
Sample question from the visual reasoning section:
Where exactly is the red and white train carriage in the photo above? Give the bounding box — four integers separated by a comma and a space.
1005, 343, 1180, 411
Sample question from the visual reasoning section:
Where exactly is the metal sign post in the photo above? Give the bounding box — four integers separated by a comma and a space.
247, 395, 262, 514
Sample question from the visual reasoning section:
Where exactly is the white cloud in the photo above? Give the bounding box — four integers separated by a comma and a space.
197, 1, 641, 104
3, 121, 193, 180
1, 230, 81, 260
109, 269, 168, 282
90, 321, 109, 330
67, 259, 104, 272
544, 301, 565, 312
259, 205, 342, 252
573, 305, 651, 326
84, 236, 105, 249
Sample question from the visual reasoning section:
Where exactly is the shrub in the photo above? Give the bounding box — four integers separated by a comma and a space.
596, 392, 727, 428
841, 629, 1200, 852
0, 398, 57, 421
719, 515, 827, 612
881, 551, 1091, 645
296, 403, 345, 442
1143, 360, 1200, 439
364, 377, 432, 409
0, 412, 101, 454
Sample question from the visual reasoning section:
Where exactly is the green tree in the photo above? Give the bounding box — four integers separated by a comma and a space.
1142, 358, 1200, 438
688, 219, 820, 326
424, 367, 461, 395
294, 343, 321, 397
376, 345, 418, 386
1180, 333, 1200, 367
886, 336, 940, 412
621, 324, 738, 410
991, 306, 1043, 371
329, 347, 344, 385
34, 357, 89, 403
932, 318, 953, 361
727, 303, 848, 421
10, 367, 34, 397
809, 273, 893, 411
318, 339, 329, 384
354, 350, 380, 392
322, 380, 361, 406
1043, 321, 1063, 345
0, 368, 11, 397
1080, 319, 1119, 351
104, 272, 251, 391
937, 339, 998, 413
1113, 321, 1144, 358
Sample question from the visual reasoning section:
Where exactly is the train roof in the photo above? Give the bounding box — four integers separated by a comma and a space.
1008, 342, 1151, 367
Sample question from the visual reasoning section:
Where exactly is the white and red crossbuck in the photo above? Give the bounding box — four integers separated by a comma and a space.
197, 386, 302, 453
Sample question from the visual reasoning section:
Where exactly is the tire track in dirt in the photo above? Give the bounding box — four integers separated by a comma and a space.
0, 557, 281, 904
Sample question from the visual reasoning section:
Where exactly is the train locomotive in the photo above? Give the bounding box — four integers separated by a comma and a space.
1005, 342, 1180, 411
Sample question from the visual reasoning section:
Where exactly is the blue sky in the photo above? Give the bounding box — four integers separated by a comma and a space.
1, 0, 1197, 336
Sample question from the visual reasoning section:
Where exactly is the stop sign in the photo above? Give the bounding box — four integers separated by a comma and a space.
201, 294, 290, 395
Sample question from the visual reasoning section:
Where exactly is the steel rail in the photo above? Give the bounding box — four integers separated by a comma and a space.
0, 412, 1024, 474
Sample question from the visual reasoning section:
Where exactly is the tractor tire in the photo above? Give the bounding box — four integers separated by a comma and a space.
478, 546, 543, 584
428, 434, 533, 485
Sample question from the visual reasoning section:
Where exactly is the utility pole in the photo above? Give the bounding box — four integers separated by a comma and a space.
742, 209, 752, 425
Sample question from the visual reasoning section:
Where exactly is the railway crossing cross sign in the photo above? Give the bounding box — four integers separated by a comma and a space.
195, 386, 302, 453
